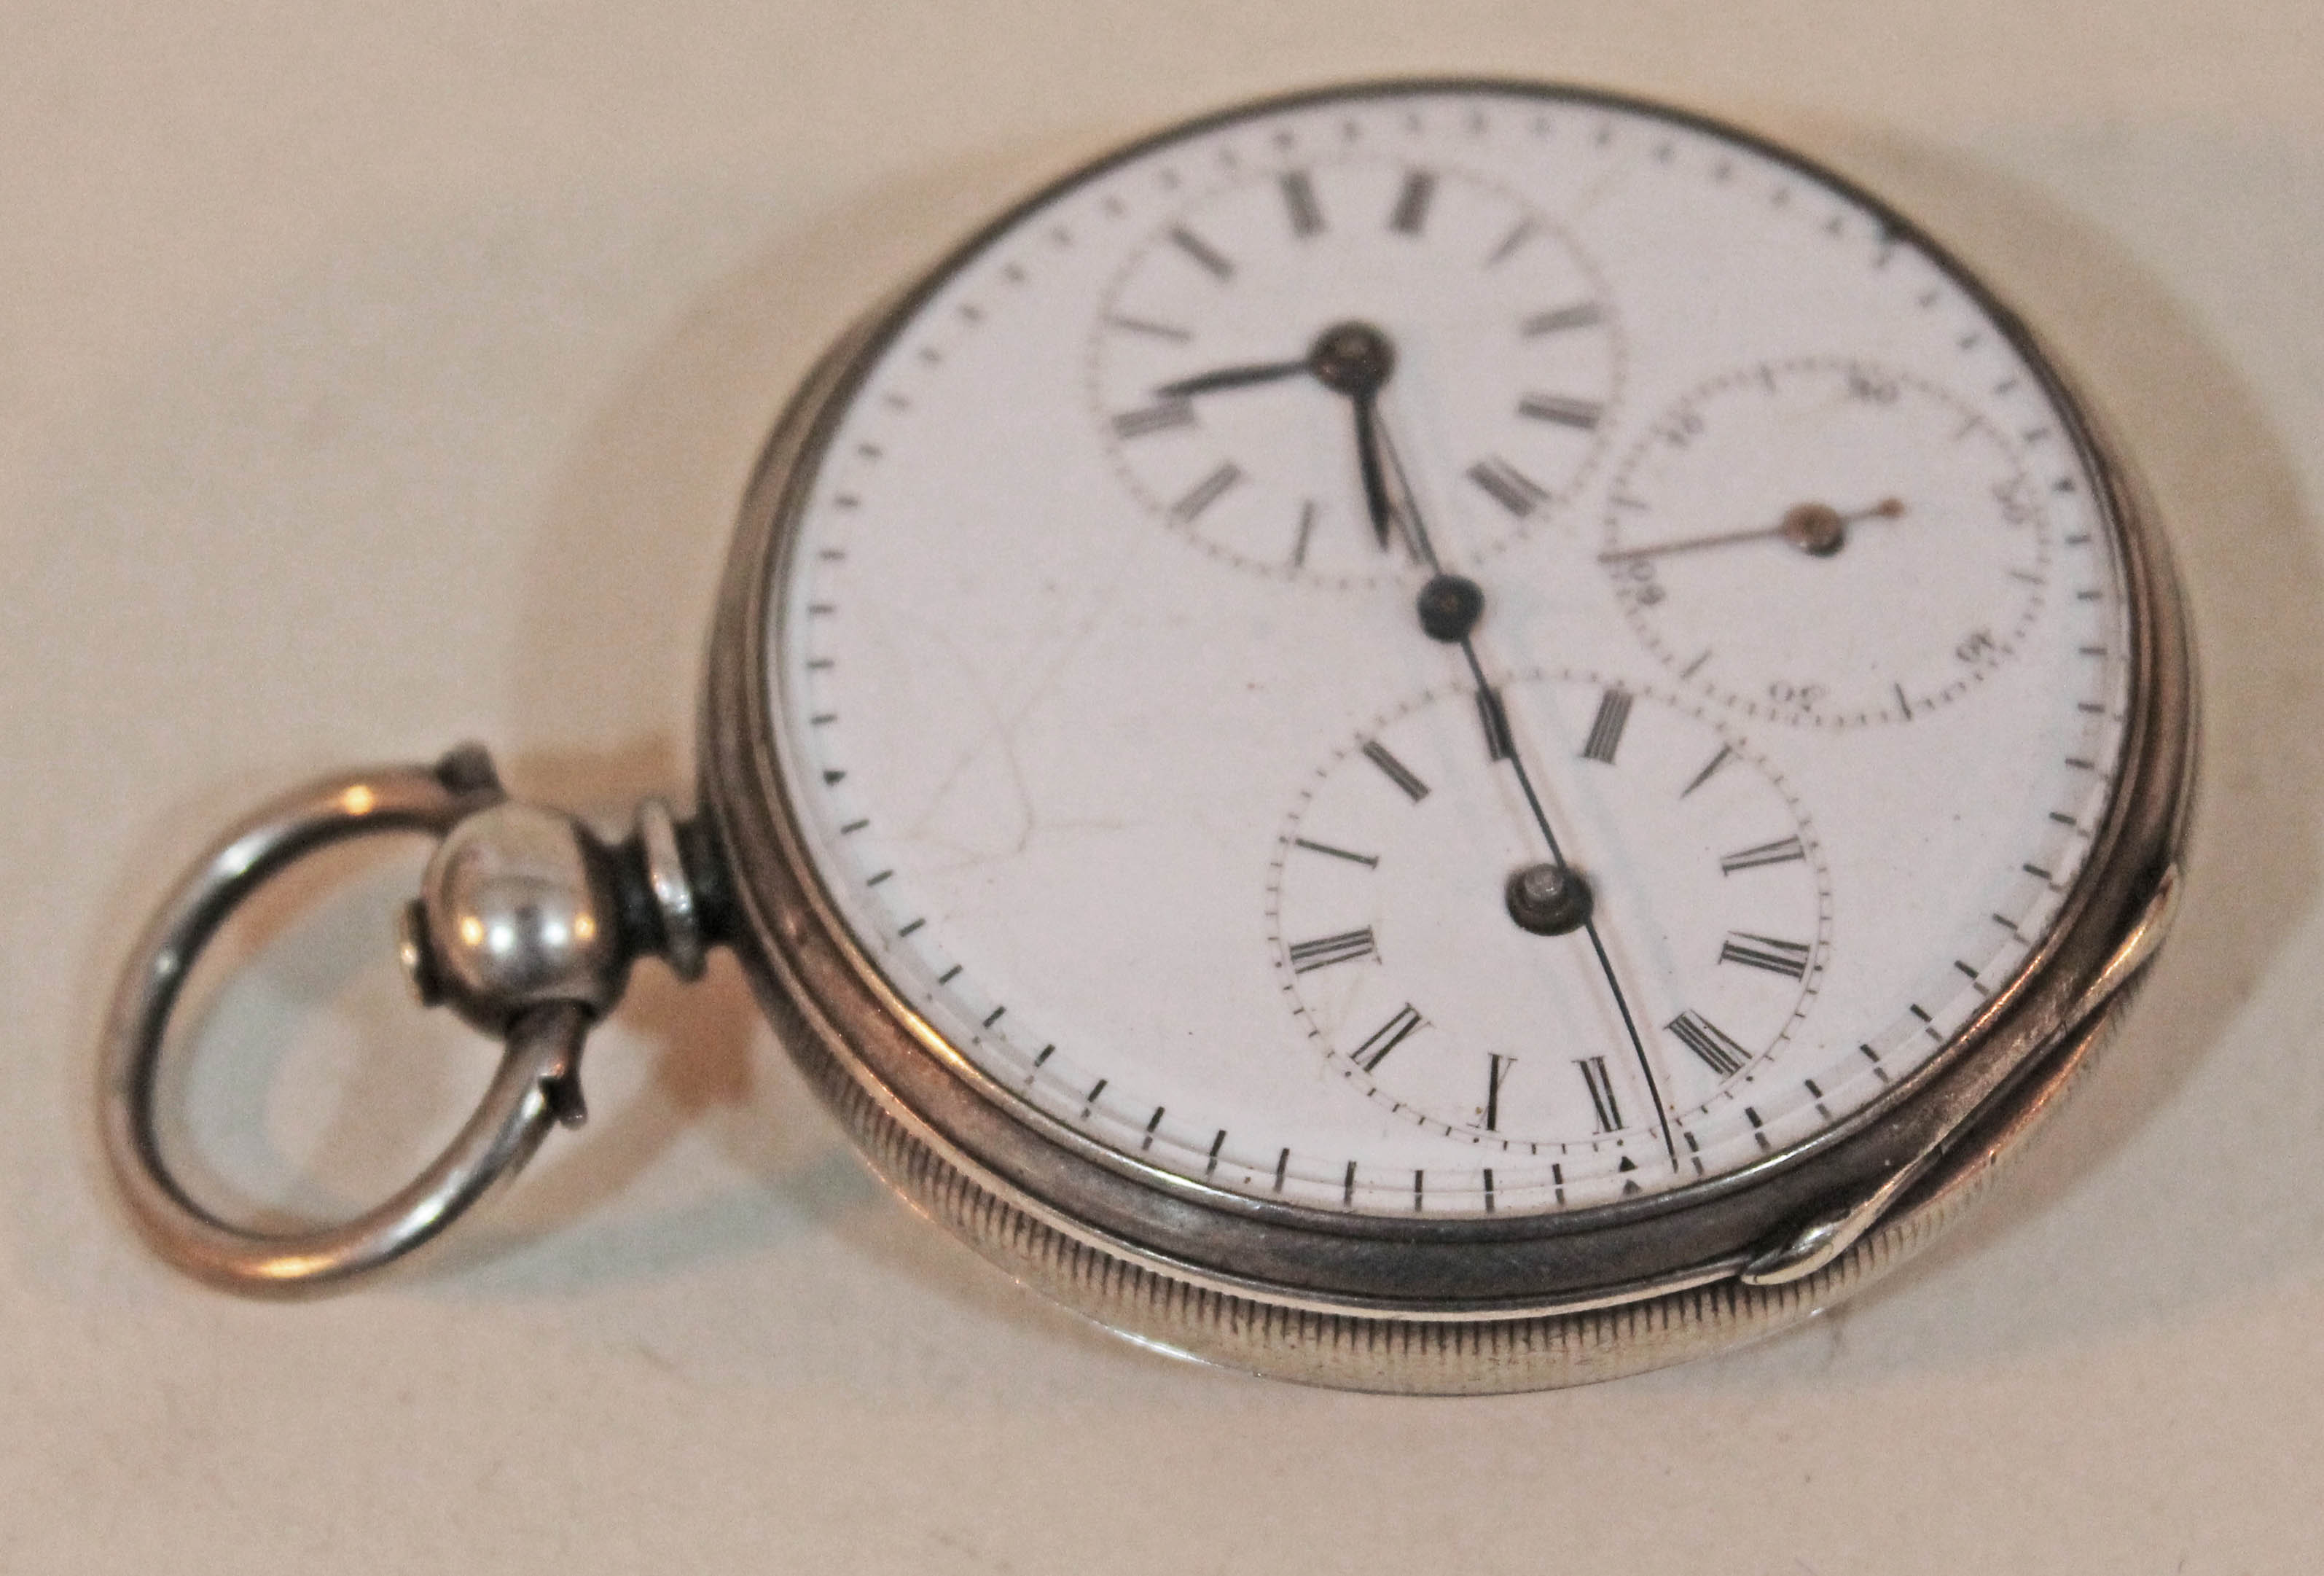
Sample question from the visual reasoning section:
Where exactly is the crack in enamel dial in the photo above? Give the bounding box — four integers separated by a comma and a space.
761, 83, 2137, 1228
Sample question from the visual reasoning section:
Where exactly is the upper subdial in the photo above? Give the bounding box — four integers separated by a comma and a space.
1268, 674, 1829, 1189
1602, 358, 2051, 727
1092, 160, 1621, 588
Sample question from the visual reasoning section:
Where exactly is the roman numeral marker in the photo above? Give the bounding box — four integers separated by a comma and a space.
1518, 392, 1605, 430
1467, 456, 1548, 517
1290, 498, 1316, 568
1521, 301, 1605, 336
1484, 1054, 1512, 1131
1170, 461, 1243, 523
1718, 932, 1813, 979
1667, 1010, 1749, 1077
1293, 837, 1379, 868
1720, 835, 1807, 875
1353, 1004, 1423, 1072
1111, 399, 1195, 440
1580, 688, 1633, 764
1389, 168, 1437, 234
1167, 225, 1235, 281
1361, 740, 1430, 802
1576, 1056, 1623, 1132
1105, 313, 1192, 342
1476, 685, 1516, 761
1278, 169, 1324, 236
1287, 927, 1377, 974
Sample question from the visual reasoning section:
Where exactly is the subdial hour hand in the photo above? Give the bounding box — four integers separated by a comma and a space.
1302, 321, 1431, 560
1599, 497, 1905, 564
1151, 359, 1311, 399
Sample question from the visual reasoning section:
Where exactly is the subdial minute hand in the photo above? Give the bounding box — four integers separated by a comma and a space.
1305, 320, 1429, 561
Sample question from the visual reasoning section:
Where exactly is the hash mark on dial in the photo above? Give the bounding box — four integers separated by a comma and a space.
1170, 461, 1243, 523
1278, 169, 1324, 237
1388, 168, 1436, 234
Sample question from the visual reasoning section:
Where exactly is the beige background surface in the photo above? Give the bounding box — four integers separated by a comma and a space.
7, 2, 2324, 1570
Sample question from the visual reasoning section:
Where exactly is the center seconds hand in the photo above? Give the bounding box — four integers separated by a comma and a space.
1319, 321, 1681, 1170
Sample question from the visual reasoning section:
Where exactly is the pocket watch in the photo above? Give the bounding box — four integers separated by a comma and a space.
101, 78, 2195, 1394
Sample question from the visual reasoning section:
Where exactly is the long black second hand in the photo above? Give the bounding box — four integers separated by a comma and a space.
1449, 630, 1680, 1171
1366, 384, 1681, 1171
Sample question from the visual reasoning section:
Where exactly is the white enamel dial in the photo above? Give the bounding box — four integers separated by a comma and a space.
767, 85, 2132, 1220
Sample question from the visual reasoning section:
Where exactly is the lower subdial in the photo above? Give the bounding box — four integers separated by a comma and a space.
1269, 674, 1831, 1189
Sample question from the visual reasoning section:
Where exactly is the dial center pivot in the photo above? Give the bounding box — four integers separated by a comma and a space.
1307, 320, 1396, 396
1780, 502, 1849, 558
1777, 496, 1904, 558
1505, 860, 1595, 937
1416, 574, 1485, 642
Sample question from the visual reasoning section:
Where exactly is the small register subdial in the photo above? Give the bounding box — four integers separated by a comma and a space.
1092, 160, 1621, 587
1602, 359, 2050, 727
1269, 674, 1829, 1162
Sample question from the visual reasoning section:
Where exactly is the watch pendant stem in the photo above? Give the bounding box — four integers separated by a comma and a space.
101, 744, 729, 1295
